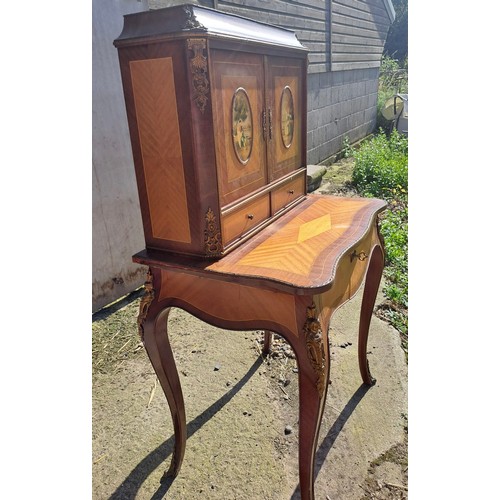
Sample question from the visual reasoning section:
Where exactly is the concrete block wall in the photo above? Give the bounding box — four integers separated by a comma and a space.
306, 67, 380, 165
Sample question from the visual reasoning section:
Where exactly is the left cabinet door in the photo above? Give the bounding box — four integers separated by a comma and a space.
211, 50, 268, 207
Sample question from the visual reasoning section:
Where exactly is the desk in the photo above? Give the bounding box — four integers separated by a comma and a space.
133, 194, 386, 500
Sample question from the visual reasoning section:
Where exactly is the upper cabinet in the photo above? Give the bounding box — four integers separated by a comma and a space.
114, 4, 309, 258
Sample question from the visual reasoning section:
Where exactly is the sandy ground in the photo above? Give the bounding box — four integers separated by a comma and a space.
92, 278, 408, 499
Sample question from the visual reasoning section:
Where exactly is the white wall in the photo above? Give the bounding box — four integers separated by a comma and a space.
92, 0, 149, 312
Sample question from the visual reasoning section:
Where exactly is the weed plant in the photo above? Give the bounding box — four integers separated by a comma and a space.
351, 130, 408, 352
377, 56, 408, 131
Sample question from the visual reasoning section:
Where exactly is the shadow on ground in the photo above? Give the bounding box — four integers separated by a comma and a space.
109, 357, 264, 499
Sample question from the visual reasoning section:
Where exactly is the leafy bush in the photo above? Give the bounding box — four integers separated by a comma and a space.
351, 130, 408, 347
352, 130, 408, 199
379, 55, 408, 93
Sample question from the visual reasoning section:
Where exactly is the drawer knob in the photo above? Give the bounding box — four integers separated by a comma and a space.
247, 214, 254, 220
350, 250, 367, 262
288, 189, 295, 194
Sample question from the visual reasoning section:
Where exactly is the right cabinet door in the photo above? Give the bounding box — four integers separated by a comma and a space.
266, 56, 304, 182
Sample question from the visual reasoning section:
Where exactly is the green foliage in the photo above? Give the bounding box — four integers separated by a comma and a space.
351, 130, 408, 344
377, 56, 408, 131
380, 205, 408, 312
379, 55, 408, 94
351, 129, 408, 199
342, 136, 354, 158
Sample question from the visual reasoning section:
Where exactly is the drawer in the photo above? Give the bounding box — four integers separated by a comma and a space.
346, 228, 376, 299
221, 194, 270, 245
271, 175, 305, 214
319, 226, 376, 311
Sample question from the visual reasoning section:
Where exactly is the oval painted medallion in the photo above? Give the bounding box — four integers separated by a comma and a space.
280, 86, 294, 149
231, 88, 253, 164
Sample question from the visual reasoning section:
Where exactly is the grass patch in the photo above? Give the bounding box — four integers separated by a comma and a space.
92, 296, 144, 374
321, 156, 358, 196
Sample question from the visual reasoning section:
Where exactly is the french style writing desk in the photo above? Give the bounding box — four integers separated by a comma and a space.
134, 194, 386, 500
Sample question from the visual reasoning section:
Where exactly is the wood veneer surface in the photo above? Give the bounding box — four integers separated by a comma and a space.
130, 56, 191, 243
267, 58, 303, 181
134, 195, 386, 293
211, 50, 267, 206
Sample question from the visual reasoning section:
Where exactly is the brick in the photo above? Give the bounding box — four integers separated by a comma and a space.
339, 85, 350, 101
308, 73, 320, 90
340, 100, 352, 117
345, 69, 356, 84
366, 79, 378, 93
308, 88, 320, 110
307, 111, 319, 130
326, 121, 337, 137
307, 130, 314, 146
332, 69, 343, 86
332, 102, 341, 119
339, 117, 349, 135
319, 72, 330, 89
318, 141, 332, 162
350, 96, 359, 114
332, 135, 342, 152
331, 86, 340, 104
354, 110, 364, 128
312, 128, 321, 148
318, 88, 329, 108
307, 146, 321, 165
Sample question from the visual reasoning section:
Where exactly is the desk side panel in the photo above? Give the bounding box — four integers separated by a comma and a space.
158, 270, 300, 337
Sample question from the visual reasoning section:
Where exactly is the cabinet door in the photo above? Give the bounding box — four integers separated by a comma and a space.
211, 50, 267, 207
266, 57, 304, 182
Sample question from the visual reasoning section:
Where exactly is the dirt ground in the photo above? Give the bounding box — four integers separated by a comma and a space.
92, 285, 407, 500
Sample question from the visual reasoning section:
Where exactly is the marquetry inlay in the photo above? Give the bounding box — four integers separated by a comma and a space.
192, 197, 387, 290
297, 214, 331, 243
238, 198, 365, 276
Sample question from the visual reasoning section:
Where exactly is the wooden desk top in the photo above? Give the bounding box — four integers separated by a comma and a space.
133, 195, 386, 294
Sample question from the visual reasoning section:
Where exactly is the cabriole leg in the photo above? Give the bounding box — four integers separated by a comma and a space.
293, 302, 331, 500
358, 245, 384, 385
138, 269, 186, 479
